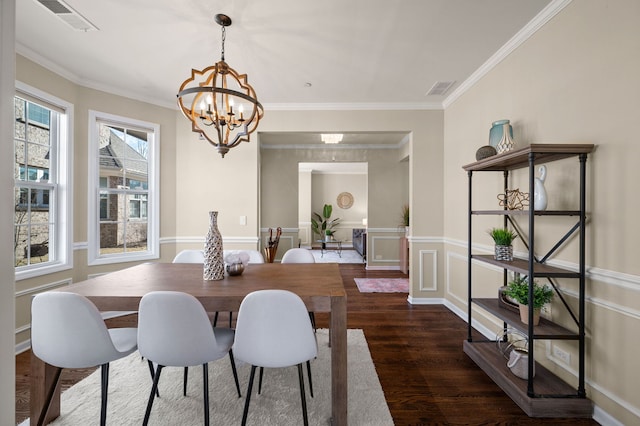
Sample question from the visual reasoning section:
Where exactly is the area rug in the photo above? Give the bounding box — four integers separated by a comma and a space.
39, 329, 392, 426
310, 249, 364, 264
355, 278, 409, 293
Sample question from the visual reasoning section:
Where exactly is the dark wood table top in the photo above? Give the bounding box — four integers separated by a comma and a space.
57, 262, 346, 312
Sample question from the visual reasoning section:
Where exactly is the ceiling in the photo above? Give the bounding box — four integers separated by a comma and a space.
16, 0, 553, 147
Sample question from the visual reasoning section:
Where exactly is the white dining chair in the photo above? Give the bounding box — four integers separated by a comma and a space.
280, 248, 318, 330
223, 249, 265, 264
280, 248, 316, 264
233, 289, 318, 426
137, 291, 241, 426
31, 292, 138, 426
173, 249, 205, 263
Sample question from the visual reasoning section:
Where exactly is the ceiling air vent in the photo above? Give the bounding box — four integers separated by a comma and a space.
36, 0, 98, 31
426, 81, 455, 96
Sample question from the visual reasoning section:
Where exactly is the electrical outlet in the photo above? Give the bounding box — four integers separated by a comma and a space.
553, 346, 571, 364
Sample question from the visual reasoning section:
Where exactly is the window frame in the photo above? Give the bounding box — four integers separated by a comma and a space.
14, 81, 73, 280
87, 110, 160, 265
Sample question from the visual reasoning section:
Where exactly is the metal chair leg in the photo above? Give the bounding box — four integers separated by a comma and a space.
229, 349, 242, 397
241, 365, 257, 426
100, 363, 109, 426
297, 363, 309, 426
309, 312, 316, 332
183, 366, 189, 396
306, 360, 314, 398
258, 366, 264, 394
203, 364, 210, 426
143, 365, 164, 426
146, 360, 160, 397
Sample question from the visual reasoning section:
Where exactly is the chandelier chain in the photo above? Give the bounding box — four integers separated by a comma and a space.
220, 26, 226, 61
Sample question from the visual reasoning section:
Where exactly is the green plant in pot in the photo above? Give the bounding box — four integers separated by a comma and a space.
401, 204, 409, 226
503, 276, 553, 325
488, 227, 517, 261
311, 204, 340, 241
400, 204, 410, 235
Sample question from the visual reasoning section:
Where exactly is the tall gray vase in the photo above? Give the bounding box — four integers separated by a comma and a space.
203, 211, 224, 281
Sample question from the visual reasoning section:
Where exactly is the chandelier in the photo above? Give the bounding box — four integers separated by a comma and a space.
177, 14, 264, 158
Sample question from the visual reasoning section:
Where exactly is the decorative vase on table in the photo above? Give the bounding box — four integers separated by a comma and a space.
203, 211, 224, 281
489, 119, 515, 154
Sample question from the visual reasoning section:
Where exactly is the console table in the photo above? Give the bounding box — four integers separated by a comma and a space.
317, 239, 343, 257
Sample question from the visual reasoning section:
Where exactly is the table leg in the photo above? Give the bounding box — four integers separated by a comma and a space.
31, 351, 61, 425
330, 295, 347, 425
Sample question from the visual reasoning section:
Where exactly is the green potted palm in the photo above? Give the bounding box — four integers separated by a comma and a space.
488, 227, 517, 261
503, 276, 553, 325
311, 204, 340, 241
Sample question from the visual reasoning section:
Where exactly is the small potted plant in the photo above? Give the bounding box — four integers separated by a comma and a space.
503, 276, 553, 325
488, 227, 517, 261
401, 204, 410, 236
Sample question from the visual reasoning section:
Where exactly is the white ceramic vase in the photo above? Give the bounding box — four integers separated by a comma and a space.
495, 122, 515, 154
203, 211, 224, 280
534, 165, 548, 211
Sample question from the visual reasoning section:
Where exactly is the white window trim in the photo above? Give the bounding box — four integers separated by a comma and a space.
87, 110, 160, 265
15, 81, 73, 280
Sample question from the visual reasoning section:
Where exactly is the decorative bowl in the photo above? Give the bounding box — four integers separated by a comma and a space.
226, 262, 245, 276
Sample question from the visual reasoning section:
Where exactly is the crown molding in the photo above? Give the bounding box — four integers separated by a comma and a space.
263, 102, 443, 111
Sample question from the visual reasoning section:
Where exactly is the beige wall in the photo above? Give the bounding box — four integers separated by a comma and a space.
174, 113, 261, 251
311, 172, 367, 232
443, 1, 640, 423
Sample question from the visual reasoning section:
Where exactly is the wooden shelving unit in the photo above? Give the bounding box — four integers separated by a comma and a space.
462, 144, 594, 418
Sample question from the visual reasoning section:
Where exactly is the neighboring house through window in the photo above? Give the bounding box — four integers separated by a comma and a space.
88, 111, 159, 265
13, 82, 73, 279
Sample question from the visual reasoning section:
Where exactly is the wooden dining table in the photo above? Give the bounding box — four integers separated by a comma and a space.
30, 262, 348, 425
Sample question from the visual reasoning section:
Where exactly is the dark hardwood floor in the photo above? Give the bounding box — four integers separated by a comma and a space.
15, 262, 599, 425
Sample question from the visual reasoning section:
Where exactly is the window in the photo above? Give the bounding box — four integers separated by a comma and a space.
14, 82, 73, 279
88, 111, 159, 265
